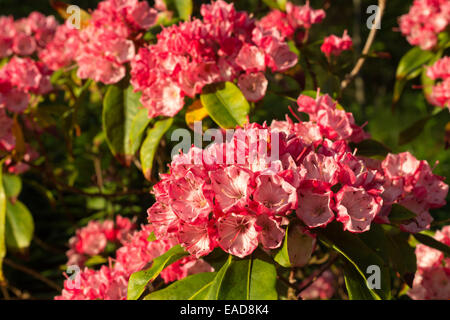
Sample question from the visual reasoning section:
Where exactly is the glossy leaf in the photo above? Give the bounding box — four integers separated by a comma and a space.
164, 0, 193, 20
2, 174, 22, 200
385, 231, 416, 287
200, 82, 250, 129
127, 244, 189, 300
413, 232, 450, 257
50, 0, 91, 29
273, 226, 290, 267
129, 109, 152, 156
140, 118, 173, 181
5, 200, 34, 252
103, 85, 143, 166
343, 260, 379, 300
185, 100, 209, 129
316, 222, 391, 300
393, 47, 435, 104
206, 254, 278, 300
144, 272, 217, 300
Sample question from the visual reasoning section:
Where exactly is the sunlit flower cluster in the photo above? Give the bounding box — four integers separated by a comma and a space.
258, 1, 325, 43
57, 223, 213, 300
408, 226, 450, 300
147, 91, 448, 259
398, 0, 450, 50
0, 12, 57, 58
130, 0, 298, 118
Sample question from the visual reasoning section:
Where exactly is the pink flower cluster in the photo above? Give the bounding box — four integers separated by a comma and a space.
320, 31, 353, 58
426, 56, 450, 110
398, 0, 450, 50
39, 21, 81, 71
147, 91, 448, 259
380, 152, 448, 233
57, 224, 213, 300
74, 0, 159, 84
258, 1, 325, 42
130, 0, 298, 118
0, 56, 52, 113
66, 215, 136, 266
408, 226, 450, 300
0, 12, 58, 58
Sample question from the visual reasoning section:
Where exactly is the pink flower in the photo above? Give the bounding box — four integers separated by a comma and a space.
237, 72, 269, 102
426, 57, 450, 109
321, 30, 353, 58
297, 190, 334, 228
210, 166, 253, 213
256, 215, 285, 249
299, 270, 335, 300
253, 173, 297, 215
169, 171, 211, 223
217, 213, 259, 258
335, 186, 382, 233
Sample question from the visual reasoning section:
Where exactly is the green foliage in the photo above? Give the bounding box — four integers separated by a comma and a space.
201, 82, 250, 129
127, 245, 189, 300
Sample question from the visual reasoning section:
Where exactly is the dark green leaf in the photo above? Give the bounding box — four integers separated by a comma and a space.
102, 85, 143, 166
201, 82, 250, 129
127, 245, 189, 300
350, 139, 391, 157
206, 253, 278, 300
385, 231, 416, 287
388, 204, 417, 222
316, 222, 391, 300
129, 109, 152, 158
343, 260, 379, 300
413, 233, 450, 257
140, 118, 173, 181
144, 272, 217, 300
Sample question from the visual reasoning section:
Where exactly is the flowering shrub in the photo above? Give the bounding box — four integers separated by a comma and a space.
0, 0, 449, 302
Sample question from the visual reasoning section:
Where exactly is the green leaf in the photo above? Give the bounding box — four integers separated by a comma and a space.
0, 163, 6, 283
205, 255, 233, 300
393, 47, 435, 104
140, 118, 173, 181
5, 200, 34, 252
398, 109, 445, 145
200, 82, 250, 129
388, 204, 417, 222
316, 222, 391, 300
144, 272, 217, 300
350, 139, 391, 157
84, 255, 108, 268
2, 174, 22, 199
129, 109, 152, 158
273, 226, 290, 267
164, 0, 193, 20
147, 232, 157, 242
413, 232, 450, 257
385, 231, 416, 287
396, 47, 435, 80
343, 260, 379, 300
206, 253, 278, 300
102, 85, 143, 166
287, 224, 315, 267
127, 245, 189, 300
